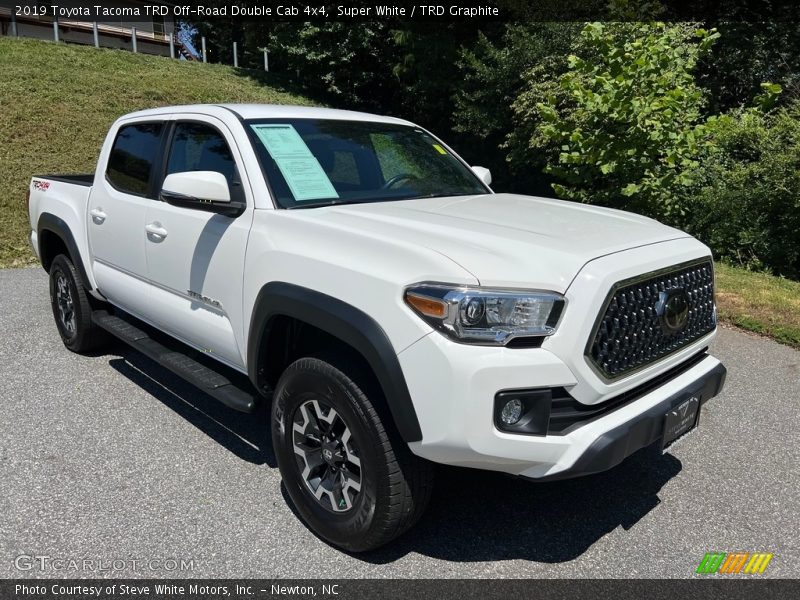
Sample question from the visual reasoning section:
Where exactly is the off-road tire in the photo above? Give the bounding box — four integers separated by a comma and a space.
272, 355, 434, 552
49, 254, 108, 353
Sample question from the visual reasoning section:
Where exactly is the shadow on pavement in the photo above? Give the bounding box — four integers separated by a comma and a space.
107, 347, 276, 467
362, 444, 681, 564
106, 342, 680, 564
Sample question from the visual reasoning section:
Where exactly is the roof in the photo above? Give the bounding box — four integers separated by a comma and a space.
121, 104, 416, 126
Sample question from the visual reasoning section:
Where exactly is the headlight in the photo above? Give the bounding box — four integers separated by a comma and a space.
404, 283, 565, 345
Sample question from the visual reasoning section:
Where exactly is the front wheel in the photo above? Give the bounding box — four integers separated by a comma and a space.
272, 356, 433, 552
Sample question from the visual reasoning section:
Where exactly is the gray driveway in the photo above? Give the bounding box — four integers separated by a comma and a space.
1, 267, 798, 578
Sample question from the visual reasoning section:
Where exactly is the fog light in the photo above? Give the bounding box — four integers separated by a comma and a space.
500, 398, 524, 425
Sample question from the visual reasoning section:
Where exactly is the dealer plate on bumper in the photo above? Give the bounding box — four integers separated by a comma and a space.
662, 395, 700, 450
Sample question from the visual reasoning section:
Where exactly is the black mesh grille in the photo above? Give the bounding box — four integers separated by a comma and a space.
587, 260, 715, 379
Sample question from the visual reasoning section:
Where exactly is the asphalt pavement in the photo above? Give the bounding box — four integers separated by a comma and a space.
1, 267, 798, 578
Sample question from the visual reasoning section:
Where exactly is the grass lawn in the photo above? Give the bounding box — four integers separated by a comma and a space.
0, 37, 314, 268
715, 263, 800, 350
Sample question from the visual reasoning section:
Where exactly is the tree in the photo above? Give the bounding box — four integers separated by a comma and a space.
452, 23, 579, 192
527, 22, 718, 217
391, 23, 478, 131
267, 21, 395, 109
684, 99, 799, 277
697, 22, 800, 111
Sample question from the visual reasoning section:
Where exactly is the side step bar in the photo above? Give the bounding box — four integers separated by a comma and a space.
92, 310, 257, 413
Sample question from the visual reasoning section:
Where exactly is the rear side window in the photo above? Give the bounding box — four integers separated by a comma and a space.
106, 123, 163, 196
166, 122, 237, 186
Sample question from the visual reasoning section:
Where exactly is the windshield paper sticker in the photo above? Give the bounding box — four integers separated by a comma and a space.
250, 124, 339, 201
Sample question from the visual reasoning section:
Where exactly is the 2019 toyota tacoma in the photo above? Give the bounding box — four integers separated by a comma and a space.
27, 104, 726, 551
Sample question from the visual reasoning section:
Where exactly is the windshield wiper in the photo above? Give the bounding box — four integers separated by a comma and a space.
286, 196, 414, 210
285, 192, 484, 210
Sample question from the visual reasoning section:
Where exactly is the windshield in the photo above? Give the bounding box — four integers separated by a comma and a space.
245, 119, 490, 208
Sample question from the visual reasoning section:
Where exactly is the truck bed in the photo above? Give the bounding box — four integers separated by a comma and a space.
28, 173, 96, 286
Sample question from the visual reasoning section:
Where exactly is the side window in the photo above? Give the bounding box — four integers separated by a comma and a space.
106, 122, 163, 196
166, 122, 237, 187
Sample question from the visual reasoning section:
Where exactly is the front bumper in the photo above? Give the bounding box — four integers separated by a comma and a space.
531, 361, 726, 481
399, 239, 726, 479
400, 330, 725, 479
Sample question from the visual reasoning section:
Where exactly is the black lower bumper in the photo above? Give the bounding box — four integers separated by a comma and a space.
530, 360, 727, 482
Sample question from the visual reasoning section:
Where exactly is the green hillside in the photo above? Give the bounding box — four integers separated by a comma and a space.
0, 37, 315, 267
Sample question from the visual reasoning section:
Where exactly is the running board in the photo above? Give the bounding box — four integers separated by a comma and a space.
92, 310, 257, 413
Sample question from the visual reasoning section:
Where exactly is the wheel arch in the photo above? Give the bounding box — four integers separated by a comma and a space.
37, 213, 92, 291
248, 282, 423, 443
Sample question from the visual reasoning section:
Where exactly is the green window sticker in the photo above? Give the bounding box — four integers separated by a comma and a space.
250, 124, 339, 201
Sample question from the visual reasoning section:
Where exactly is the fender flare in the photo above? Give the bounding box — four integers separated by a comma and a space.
37, 213, 92, 290
248, 282, 423, 443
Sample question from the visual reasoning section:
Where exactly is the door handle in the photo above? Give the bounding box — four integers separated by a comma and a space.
145, 222, 168, 240
90, 208, 106, 224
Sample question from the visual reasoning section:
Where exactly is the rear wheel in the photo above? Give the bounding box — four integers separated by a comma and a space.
49, 254, 107, 353
272, 356, 434, 552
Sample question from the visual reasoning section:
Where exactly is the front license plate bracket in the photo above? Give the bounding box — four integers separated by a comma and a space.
662, 394, 700, 450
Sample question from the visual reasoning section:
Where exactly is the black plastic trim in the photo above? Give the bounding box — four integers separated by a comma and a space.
151, 119, 174, 200
505, 336, 545, 349
549, 348, 710, 435
37, 213, 92, 291
92, 310, 257, 413
32, 174, 93, 186
248, 282, 423, 443
528, 361, 727, 482
494, 389, 552, 435
214, 105, 246, 120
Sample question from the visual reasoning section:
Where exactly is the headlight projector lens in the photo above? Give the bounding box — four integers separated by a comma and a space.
460, 296, 485, 325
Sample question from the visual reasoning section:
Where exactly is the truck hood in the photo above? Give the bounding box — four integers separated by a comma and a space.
307, 193, 690, 291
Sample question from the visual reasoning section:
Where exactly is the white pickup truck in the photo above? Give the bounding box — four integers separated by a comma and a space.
28, 104, 726, 551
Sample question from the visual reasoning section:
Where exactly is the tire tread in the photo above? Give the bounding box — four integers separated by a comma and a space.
278, 354, 434, 551
49, 254, 108, 353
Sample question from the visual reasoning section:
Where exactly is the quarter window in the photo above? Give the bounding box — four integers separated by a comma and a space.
106, 123, 164, 196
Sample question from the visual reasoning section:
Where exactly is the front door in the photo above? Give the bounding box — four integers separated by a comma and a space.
143, 116, 253, 370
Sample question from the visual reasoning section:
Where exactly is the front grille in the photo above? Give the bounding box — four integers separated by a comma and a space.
587, 259, 716, 379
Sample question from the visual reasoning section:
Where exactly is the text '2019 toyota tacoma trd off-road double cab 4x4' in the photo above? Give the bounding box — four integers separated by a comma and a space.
28, 104, 726, 551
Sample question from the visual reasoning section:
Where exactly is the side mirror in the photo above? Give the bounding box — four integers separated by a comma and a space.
160, 171, 244, 217
471, 166, 492, 187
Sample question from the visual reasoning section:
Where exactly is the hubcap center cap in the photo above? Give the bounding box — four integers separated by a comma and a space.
321, 442, 343, 467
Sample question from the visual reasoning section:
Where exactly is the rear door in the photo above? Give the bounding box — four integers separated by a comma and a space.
143, 115, 254, 370
88, 120, 166, 310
